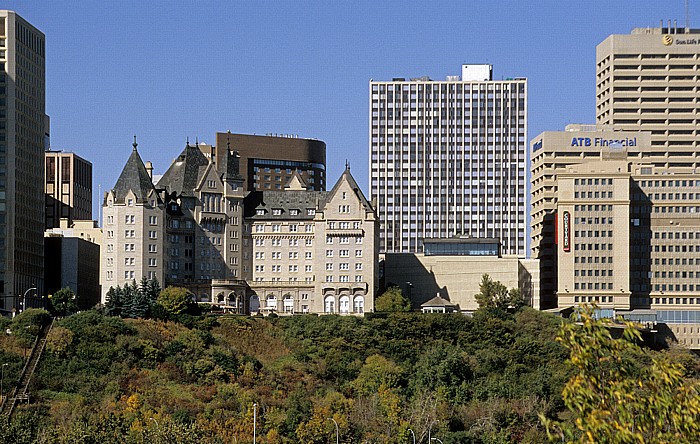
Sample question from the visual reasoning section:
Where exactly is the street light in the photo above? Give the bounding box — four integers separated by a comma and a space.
428, 420, 439, 442
253, 403, 257, 444
407, 428, 416, 444
327, 417, 339, 444
21, 287, 37, 313
1, 363, 8, 403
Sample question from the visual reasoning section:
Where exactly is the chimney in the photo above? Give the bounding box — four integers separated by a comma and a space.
145, 161, 153, 179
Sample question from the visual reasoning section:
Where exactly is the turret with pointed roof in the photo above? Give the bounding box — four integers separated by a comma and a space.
110, 137, 158, 204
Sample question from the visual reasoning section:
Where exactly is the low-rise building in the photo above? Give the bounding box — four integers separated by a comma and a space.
384, 237, 539, 313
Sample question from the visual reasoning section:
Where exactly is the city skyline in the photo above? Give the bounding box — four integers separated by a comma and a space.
3, 1, 699, 220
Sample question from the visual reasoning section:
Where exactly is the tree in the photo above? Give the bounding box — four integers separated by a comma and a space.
10, 308, 51, 348
48, 287, 78, 316
541, 305, 700, 443
104, 285, 124, 317
105, 278, 161, 319
156, 287, 194, 318
375, 287, 411, 312
474, 274, 524, 311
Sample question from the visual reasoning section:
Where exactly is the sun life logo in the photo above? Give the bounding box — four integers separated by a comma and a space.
663, 35, 673, 46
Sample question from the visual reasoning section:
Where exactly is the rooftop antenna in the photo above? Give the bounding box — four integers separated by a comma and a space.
686, 0, 690, 33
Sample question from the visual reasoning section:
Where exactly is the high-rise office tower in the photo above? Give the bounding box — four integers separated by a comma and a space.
0, 11, 46, 310
45, 151, 92, 229
597, 22, 700, 151
370, 65, 527, 254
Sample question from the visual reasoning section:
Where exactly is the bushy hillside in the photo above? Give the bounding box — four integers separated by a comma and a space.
0, 308, 577, 443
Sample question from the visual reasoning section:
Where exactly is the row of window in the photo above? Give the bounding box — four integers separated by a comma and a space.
325, 275, 364, 283
574, 178, 614, 186
326, 250, 363, 258
574, 269, 613, 277
254, 223, 315, 233
574, 282, 614, 290
574, 191, 614, 199
326, 236, 363, 244
254, 238, 313, 247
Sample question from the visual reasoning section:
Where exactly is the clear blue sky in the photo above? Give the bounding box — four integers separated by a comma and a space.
5, 1, 699, 219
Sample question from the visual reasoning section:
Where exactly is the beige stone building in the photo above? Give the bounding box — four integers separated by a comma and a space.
532, 124, 700, 347
596, 24, 700, 152
243, 168, 378, 315
101, 141, 378, 315
101, 141, 165, 302
384, 238, 539, 313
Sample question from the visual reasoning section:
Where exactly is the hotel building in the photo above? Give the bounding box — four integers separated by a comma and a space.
370, 65, 527, 255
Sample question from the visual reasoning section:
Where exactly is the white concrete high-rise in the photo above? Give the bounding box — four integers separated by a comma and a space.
369, 65, 527, 255
0, 11, 46, 311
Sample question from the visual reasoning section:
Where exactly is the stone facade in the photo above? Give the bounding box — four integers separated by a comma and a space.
101, 142, 378, 315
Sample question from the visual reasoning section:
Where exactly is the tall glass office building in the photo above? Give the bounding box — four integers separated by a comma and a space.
369, 65, 527, 255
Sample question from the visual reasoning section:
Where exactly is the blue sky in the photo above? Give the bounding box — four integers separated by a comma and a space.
5, 1, 698, 218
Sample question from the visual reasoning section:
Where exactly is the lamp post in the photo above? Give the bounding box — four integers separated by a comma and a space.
431, 439, 443, 444
327, 417, 339, 444
21, 287, 37, 313
406, 282, 413, 302
407, 428, 416, 444
428, 420, 439, 442
253, 403, 257, 444
1, 363, 8, 403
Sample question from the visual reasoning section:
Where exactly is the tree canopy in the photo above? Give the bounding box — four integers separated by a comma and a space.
542, 306, 700, 443
474, 274, 524, 311
374, 286, 412, 312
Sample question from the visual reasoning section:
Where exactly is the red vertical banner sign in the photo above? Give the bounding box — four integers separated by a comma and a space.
562, 211, 571, 252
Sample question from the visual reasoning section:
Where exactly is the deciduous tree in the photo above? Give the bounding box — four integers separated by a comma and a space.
375, 287, 411, 312
542, 306, 700, 443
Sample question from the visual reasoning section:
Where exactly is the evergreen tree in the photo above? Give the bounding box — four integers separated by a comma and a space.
104, 285, 124, 317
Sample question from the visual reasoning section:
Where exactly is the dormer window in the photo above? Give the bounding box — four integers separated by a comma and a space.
127, 199, 134, 207
307, 209, 316, 216
272, 209, 283, 216
208, 180, 216, 188
256, 209, 265, 216
289, 209, 299, 216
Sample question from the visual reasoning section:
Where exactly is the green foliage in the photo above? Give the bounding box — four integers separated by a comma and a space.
16, 306, 698, 443
48, 287, 79, 317
156, 287, 194, 318
10, 308, 51, 347
474, 274, 524, 311
542, 305, 700, 443
104, 278, 161, 319
375, 286, 412, 312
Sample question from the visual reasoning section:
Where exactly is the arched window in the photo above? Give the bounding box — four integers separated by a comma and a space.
353, 296, 365, 314
324, 295, 335, 313
266, 294, 277, 309
249, 295, 260, 313
339, 295, 350, 314
283, 294, 294, 313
